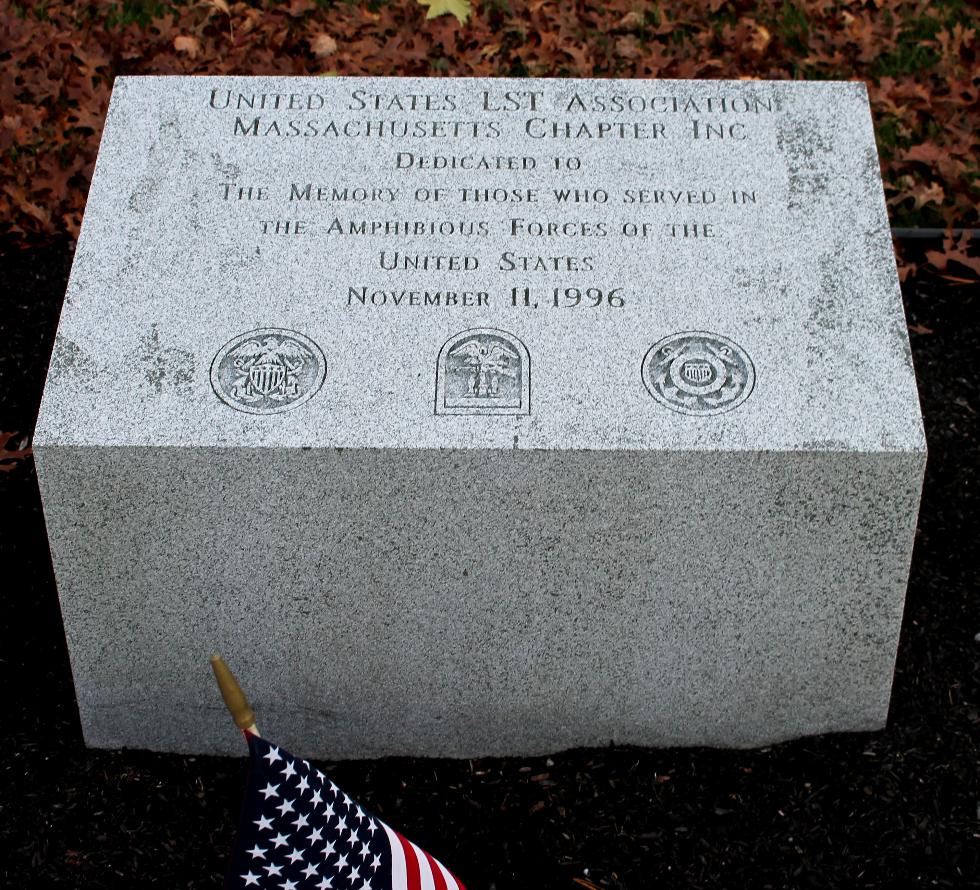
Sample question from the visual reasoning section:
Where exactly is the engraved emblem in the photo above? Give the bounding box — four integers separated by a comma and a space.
436, 328, 530, 415
211, 328, 326, 414
641, 331, 754, 415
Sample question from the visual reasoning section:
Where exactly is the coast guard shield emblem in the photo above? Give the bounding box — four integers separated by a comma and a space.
642, 331, 755, 416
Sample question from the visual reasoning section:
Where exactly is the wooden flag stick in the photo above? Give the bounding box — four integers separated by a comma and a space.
211, 654, 260, 736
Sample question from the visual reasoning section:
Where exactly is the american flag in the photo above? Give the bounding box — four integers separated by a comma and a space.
227, 732, 467, 890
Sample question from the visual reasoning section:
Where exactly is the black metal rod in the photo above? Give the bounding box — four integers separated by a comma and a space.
891, 228, 978, 241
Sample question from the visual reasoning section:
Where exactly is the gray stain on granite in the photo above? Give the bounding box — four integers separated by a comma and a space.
46, 335, 101, 391
125, 323, 195, 394
776, 114, 835, 210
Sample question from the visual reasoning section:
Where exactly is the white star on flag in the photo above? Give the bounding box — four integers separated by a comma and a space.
227, 733, 466, 890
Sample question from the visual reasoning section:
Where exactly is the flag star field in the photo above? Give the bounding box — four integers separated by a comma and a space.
228, 733, 465, 890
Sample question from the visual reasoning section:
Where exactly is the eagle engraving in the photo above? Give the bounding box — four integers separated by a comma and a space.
448, 337, 519, 398
229, 336, 312, 402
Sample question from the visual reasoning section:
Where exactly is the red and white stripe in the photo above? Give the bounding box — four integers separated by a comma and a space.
382, 822, 466, 890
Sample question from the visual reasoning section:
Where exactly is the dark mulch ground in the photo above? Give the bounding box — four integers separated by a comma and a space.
1, 239, 978, 889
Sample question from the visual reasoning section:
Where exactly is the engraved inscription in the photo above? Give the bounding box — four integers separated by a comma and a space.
642, 331, 754, 416
436, 328, 530, 416
200, 82, 790, 419
211, 328, 326, 414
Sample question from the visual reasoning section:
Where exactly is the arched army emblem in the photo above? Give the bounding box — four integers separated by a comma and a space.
641, 331, 754, 416
436, 328, 530, 415
210, 328, 326, 414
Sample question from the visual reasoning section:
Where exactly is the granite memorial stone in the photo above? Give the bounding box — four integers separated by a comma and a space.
34, 76, 925, 757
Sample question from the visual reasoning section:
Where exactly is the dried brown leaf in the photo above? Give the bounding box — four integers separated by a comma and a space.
0, 432, 32, 472
173, 35, 201, 57
310, 33, 338, 57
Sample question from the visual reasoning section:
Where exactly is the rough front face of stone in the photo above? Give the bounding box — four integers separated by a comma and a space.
35, 76, 925, 758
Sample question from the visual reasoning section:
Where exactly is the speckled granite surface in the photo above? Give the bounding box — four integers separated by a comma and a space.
35, 77, 924, 756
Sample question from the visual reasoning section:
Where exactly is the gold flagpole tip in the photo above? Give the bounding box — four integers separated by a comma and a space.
210, 653, 259, 735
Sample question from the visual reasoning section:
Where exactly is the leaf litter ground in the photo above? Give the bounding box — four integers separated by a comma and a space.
0, 241, 977, 889
2, 0, 979, 243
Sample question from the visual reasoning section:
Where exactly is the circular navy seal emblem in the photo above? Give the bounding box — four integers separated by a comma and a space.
641, 331, 755, 416
210, 328, 326, 414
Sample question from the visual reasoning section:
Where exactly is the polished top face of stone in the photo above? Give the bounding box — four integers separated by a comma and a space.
36, 76, 924, 452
